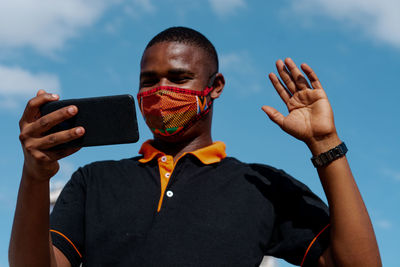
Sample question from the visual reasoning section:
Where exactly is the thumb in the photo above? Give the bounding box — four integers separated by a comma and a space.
36, 89, 47, 96
261, 106, 285, 128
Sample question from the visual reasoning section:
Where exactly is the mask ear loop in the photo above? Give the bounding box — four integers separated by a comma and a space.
207, 72, 218, 88
203, 72, 218, 115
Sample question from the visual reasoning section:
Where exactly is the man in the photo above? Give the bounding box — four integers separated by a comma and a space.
9, 27, 381, 266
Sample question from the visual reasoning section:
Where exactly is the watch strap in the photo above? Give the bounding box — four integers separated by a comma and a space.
311, 142, 348, 168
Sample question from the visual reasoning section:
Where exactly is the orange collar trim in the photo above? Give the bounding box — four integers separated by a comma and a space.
138, 140, 226, 165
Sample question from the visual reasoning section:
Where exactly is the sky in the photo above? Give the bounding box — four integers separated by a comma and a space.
0, 0, 399, 266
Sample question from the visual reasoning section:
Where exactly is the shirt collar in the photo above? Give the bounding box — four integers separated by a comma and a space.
138, 140, 226, 165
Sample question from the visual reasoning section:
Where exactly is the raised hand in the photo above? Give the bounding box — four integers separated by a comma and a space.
19, 90, 85, 181
262, 58, 340, 153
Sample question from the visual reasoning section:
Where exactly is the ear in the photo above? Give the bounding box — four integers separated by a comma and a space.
210, 73, 225, 99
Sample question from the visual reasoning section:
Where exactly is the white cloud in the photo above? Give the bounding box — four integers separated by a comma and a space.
0, 0, 159, 53
50, 160, 77, 205
58, 159, 77, 181
123, 0, 156, 18
208, 0, 245, 16
259, 256, 278, 267
104, 0, 155, 34
50, 159, 76, 186
0, 65, 60, 109
375, 219, 393, 230
133, 0, 155, 13
289, 0, 400, 48
0, 0, 109, 54
220, 51, 263, 95
382, 168, 400, 181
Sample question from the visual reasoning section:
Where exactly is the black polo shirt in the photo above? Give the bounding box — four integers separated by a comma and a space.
50, 141, 330, 267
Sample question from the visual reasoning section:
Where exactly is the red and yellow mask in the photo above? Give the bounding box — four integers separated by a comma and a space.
137, 86, 213, 136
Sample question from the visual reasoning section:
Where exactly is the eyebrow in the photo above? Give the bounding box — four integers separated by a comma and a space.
168, 68, 195, 76
140, 71, 157, 79
140, 68, 196, 79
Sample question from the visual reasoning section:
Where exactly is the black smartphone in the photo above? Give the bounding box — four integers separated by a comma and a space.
40, 94, 139, 148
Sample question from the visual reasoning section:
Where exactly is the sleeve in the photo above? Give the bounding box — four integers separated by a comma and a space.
250, 164, 330, 267
50, 167, 86, 267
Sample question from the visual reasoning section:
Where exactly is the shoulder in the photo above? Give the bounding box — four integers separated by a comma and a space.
220, 157, 297, 185
247, 162, 314, 193
222, 157, 325, 204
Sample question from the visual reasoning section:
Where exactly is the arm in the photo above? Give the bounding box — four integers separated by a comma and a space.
9, 90, 84, 267
262, 58, 381, 267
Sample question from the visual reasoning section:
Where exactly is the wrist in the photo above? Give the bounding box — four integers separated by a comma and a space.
306, 133, 342, 156
22, 162, 55, 185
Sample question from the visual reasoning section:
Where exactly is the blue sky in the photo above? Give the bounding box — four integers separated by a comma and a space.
1, 0, 399, 266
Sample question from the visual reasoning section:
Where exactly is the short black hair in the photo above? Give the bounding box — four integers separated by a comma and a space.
145, 26, 219, 71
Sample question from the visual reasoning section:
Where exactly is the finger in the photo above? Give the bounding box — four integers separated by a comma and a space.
268, 73, 291, 103
20, 93, 59, 126
261, 106, 285, 128
47, 147, 82, 161
301, 63, 323, 89
36, 127, 85, 150
27, 105, 78, 136
276, 59, 297, 95
284, 58, 311, 91
30, 146, 82, 164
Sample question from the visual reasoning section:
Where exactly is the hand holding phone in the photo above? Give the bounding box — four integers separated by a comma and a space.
19, 91, 85, 181
40, 94, 140, 148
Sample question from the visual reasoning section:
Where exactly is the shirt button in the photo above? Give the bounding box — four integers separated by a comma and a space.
165, 172, 170, 179
166, 190, 173, 197
161, 156, 167, 162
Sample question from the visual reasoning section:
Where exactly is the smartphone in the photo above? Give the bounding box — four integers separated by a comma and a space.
40, 94, 139, 148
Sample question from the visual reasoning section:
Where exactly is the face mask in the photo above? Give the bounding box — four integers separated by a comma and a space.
137, 85, 213, 136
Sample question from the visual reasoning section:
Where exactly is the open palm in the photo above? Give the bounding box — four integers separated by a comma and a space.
262, 58, 336, 145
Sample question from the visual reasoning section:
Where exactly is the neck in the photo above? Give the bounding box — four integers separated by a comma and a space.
153, 130, 213, 161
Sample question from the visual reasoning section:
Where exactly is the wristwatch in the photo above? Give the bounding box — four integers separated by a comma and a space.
311, 142, 348, 168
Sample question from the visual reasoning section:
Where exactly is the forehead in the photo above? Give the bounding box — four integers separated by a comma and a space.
140, 42, 210, 75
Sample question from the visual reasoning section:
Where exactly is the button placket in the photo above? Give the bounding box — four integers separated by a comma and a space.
157, 155, 174, 212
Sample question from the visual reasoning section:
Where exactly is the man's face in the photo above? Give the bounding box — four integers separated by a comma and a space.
139, 42, 214, 92
139, 41, 217, 143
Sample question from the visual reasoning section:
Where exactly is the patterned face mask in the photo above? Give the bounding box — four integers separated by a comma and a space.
137, 86, 213, 136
